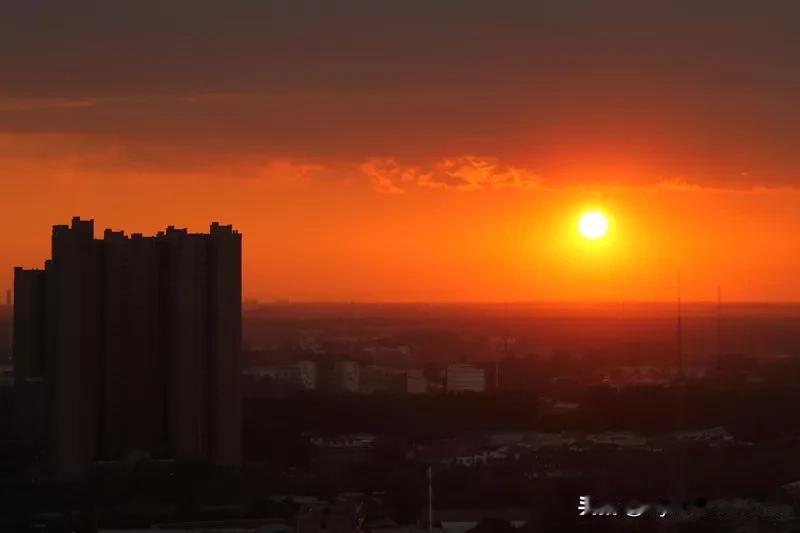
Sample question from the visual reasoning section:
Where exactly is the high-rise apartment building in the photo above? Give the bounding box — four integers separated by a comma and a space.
13, 217, 241, 476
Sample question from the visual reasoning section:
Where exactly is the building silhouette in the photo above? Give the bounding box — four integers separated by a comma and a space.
13, 217, 242, 475
445, 363, 486, 393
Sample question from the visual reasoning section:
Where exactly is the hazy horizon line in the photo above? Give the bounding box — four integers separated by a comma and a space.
243, 299, 800, 305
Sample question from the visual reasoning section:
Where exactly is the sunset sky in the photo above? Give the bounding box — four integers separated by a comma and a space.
3, 1, 800, 302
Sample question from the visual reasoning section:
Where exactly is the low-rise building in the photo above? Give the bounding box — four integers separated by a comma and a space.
406, 369, 428, 394
334, 361, 360, 393
446, 364, 485, 393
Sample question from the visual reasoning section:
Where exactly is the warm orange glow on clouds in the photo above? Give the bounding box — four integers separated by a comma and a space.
2, 134, 800, 302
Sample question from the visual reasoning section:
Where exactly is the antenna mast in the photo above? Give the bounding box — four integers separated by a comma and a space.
716, 285, 722, 368
428, 465, 434, 533
677, 274, 683, 380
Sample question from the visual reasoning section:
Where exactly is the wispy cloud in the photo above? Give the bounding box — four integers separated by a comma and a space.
359, 158, 421, 194
361, 156, 541, 194
651, 177, 800, 195
359, 156, 800, 195
0, 97, 96, 112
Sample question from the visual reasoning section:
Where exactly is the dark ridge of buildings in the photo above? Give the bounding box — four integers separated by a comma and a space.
13, 217, 242, 476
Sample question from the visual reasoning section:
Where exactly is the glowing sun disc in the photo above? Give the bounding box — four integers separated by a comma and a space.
578, 211, 609, 240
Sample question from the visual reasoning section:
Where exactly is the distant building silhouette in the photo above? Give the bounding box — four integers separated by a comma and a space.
14, 217, 242, 475
445, 363, 486, 393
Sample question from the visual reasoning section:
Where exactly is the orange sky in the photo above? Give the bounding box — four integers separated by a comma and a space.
3, 152, 800, 302
3, 2, 800, 301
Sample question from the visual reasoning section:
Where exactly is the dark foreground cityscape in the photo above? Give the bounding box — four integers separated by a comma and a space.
4, 219, 800, 532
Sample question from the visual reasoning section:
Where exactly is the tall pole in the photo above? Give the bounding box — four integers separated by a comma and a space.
677, 273, 683, 380
428, 465, 433, 533
674, 274, 686, 503
503, 301, 508, 358
716, 285, 722, 368
499, 302, 508, 390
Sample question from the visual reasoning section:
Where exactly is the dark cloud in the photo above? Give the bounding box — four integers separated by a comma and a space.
1, 1, 800, 188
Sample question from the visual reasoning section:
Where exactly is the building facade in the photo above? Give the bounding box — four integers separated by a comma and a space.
13, 217, 242, 475
445, 363, 486, 393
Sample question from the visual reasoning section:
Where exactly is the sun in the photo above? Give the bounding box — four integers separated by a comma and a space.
578, 211, 609, 240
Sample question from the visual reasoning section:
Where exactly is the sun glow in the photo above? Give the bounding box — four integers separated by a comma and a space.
578, 211, 609, 240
